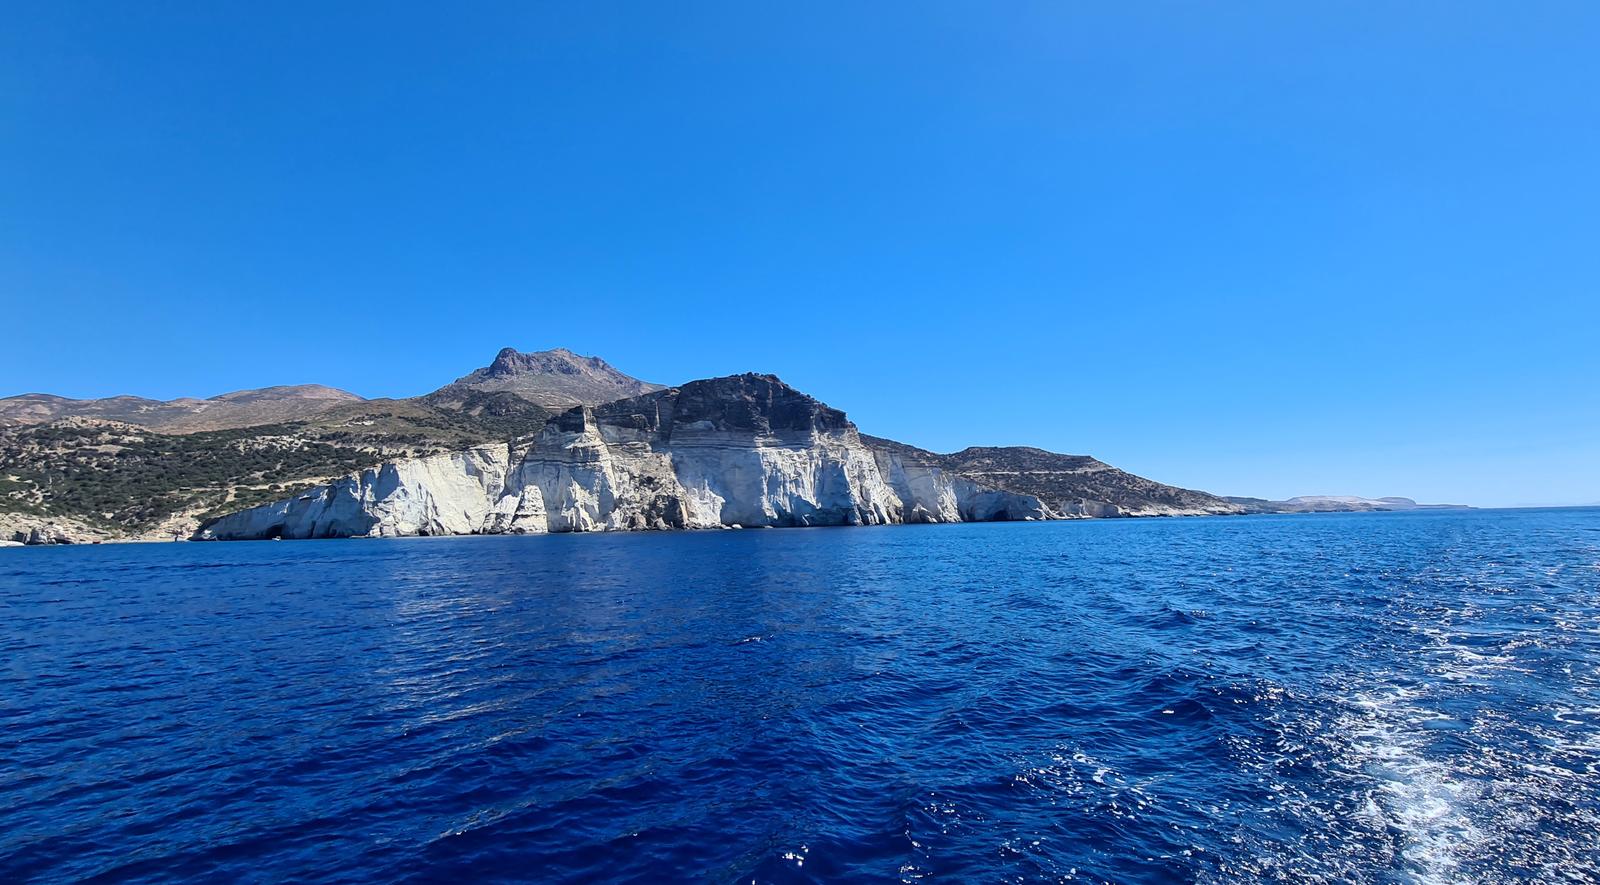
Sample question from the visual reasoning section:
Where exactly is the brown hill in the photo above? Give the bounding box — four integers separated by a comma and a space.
0, 385, 363, 433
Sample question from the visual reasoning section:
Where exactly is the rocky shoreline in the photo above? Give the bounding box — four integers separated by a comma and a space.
2, 349, 1467, 546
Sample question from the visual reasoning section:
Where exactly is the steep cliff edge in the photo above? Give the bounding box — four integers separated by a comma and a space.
199, 375, 1049, 540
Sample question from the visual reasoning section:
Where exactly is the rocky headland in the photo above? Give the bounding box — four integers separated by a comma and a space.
200, 374, 1049, 540
0, 347, 1466, 545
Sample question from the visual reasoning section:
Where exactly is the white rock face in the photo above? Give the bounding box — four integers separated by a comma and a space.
202, 446, 513, 540
200, 375, 1050, 541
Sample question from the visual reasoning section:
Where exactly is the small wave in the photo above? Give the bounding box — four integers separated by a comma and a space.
1341, 688, 1483, 884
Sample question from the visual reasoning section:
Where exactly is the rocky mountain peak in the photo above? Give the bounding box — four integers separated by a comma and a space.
433, 347, 664, 410
484, 347, 616, 378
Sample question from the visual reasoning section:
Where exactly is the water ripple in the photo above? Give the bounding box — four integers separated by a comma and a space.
2, 509, 1598, 882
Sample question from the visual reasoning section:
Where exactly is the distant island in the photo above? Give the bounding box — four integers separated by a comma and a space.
1225, 494, 1472, 513
0, 348, 1467, 545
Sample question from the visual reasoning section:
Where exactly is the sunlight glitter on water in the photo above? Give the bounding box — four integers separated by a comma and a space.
2, 508, 1598, 883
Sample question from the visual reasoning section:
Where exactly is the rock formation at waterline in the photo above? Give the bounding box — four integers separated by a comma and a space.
198, 375, 1049, 540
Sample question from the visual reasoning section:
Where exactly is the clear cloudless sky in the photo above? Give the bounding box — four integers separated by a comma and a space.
3, 2, 1597, 507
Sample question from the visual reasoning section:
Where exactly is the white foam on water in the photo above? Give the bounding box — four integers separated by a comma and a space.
1340, 687, 1483, 885
1329, 601, 1600, 884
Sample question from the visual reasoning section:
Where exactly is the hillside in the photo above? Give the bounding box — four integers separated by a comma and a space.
0, 385, 363, 433
862, 437, 1242, 518
3, 348, 1405, 544
0, 347, 654, 434
0, 398, 553, 543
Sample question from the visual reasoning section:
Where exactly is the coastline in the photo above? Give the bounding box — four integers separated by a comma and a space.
0, 504, 1523, 549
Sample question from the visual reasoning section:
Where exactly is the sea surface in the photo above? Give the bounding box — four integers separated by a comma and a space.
3, 509, 1598, 884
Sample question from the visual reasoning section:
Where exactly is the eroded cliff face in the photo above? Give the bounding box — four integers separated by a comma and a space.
199, 375, 1049, 541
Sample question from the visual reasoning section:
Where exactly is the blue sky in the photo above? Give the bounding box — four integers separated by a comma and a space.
3, 3, 1597, 507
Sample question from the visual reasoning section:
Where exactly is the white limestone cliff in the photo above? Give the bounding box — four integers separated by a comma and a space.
199, 375, 1050, 541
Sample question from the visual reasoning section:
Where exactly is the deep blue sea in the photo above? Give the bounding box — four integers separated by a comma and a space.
3, 509, 1598, 884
